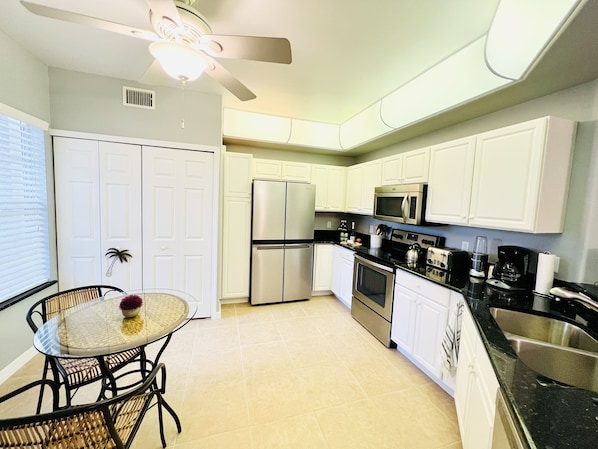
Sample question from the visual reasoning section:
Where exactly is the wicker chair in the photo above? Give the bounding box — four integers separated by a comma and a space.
0, 364, 165, 449
26, 285, 143, 412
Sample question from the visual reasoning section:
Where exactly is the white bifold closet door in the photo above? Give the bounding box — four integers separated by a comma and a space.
53, 138, 142, 291
141, 146, 214, 318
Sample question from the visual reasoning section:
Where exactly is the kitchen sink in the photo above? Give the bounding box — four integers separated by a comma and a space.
489, 307, 598, 393
489, 307, 598, 352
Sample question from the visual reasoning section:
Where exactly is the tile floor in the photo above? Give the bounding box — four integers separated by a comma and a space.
2, 295, 462, 449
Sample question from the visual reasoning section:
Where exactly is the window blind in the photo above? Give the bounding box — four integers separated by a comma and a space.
0, 114, 50, 303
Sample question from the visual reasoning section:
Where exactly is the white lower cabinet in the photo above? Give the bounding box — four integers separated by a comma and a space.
455, 305, 499, 449
331, 245, 354, 307
312, 243, 334, 292
391, 270, 450, 379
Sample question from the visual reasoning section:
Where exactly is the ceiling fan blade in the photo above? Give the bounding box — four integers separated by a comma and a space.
202, 35, 292, 64
20, 1, 159, 41
205, 60, 256, 101
145, 0, 184, 29
139, 59, 166, 85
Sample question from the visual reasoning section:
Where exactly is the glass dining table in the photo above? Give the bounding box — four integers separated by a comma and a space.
33, 289, 198, 447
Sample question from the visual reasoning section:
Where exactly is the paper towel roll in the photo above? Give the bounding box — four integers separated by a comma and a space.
535, 253, 556, 294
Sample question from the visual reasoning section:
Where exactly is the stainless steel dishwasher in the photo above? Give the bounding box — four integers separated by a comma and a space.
492, 389, 529, 449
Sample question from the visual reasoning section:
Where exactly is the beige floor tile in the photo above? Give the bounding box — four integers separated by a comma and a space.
175, 428, 253, 449
239, 321, 282, 346
241, 340, 295, 377
275, 315, 324, 341
235, 304, 276, 324
295, 362, 366, 409
177, 380, 250, 443
316, 398, 398, 449
269, 300, 309, 321
193, 322, 241, 354
284, 335, 339, 368
250, 412, 330, 449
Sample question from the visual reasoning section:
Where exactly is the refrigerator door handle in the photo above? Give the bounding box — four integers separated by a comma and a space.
255, 245, 285, 250
285, 244, 311, 249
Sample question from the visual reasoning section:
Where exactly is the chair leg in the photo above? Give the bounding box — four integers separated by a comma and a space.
35, 358, 51, 413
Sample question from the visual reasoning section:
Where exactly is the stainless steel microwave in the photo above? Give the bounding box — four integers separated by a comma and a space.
373, 183, 428, 225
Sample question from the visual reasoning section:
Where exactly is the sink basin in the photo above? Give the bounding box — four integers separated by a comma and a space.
489, 307, 598, 393
489, 307, 598, 352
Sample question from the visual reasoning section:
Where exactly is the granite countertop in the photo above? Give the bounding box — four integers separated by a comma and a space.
395, 263, 598, 449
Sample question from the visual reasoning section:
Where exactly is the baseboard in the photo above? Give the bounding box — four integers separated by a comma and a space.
0, 347, 38, 385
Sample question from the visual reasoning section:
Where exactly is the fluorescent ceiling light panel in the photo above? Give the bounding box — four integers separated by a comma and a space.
288, 119, 341, 149
223, 109, 291, 142
340, 102, 393, 150
380, 37, 511, 130
485, 0, 582, 80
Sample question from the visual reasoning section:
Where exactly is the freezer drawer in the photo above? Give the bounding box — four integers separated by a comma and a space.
251, 245, 284, 305
283, 244, 313, 302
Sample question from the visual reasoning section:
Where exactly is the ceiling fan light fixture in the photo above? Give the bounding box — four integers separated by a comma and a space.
149, 41, 209, 81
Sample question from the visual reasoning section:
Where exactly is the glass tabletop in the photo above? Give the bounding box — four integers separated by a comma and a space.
34, 289, 198, 358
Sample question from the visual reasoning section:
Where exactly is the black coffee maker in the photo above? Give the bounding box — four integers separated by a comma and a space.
492, 246, 531, 289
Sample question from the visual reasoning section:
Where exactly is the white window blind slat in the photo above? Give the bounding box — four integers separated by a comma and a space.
0, 114, 50, 303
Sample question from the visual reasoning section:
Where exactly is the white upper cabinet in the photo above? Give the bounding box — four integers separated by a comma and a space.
281, 161, 311, 182
426, 116, 575, 233
311, 164, 346, 212
252, 158, 311, 182
426, 136, 477, 225
469, 117, 575, 232
403, 147, 430, 184
346, 160, 382, 214
223, 152, 253, 197
381, 147, 430, 185
252, 158, 282, 180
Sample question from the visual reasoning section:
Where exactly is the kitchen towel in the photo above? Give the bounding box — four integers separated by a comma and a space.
441, 298, 464, 377
535, 252, 556, 295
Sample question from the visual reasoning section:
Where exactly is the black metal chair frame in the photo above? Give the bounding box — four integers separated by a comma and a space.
26, 285, 143, 412
0, 364, 169, 449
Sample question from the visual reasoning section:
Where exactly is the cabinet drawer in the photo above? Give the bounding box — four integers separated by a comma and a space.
395, 269, 450, 306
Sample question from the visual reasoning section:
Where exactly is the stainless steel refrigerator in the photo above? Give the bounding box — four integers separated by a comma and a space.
251, 180, 315, 305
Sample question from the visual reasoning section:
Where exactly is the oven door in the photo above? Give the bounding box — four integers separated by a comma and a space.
352, 255, 395, 321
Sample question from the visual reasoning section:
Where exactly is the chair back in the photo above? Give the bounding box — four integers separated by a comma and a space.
0, 364, 164, 449
27, 285, 125, 332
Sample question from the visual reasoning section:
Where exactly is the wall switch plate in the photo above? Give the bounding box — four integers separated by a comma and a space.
327, 221, 332, 229
461, 241, 469, 251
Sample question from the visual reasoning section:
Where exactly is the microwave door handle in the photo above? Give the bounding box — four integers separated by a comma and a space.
401, 194, 408, 219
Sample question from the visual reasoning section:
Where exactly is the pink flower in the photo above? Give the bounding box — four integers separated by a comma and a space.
119, 294, 143, 310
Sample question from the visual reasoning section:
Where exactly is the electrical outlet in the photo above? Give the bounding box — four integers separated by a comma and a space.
461, 241, 469, 251
554, 256, 560, 273
326, 221, 332, 229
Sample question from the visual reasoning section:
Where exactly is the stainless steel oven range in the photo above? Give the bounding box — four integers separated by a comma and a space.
351, 229, 444, 347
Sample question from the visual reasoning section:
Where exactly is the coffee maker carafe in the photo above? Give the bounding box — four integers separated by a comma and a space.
492, 246, 530, 289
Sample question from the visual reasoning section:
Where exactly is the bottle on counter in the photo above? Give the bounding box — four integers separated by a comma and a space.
348, 221, 356, 243
338, 220, 349, 242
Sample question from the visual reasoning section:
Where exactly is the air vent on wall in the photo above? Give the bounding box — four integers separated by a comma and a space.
122, 86, 155, 109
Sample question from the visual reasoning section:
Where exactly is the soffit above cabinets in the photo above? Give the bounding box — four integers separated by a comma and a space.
0, 0, 595, 154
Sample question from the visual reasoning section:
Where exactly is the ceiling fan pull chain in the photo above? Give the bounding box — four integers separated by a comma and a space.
180, 77, 187, 129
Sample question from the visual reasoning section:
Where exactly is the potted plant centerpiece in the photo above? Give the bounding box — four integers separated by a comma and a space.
119, 294, 143, 318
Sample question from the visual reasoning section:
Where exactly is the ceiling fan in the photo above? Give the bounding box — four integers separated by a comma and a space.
20, 0, 292, 101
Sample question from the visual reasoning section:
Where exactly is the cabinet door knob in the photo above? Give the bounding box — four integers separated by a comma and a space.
160, 246, 167, 251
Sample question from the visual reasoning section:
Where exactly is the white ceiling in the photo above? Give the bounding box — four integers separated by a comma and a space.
1, 0, 598, 153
